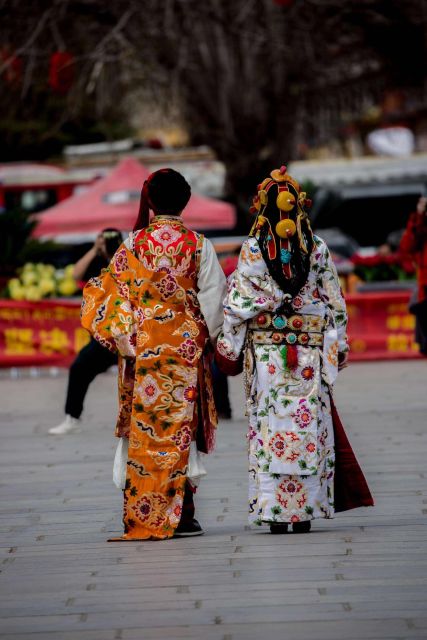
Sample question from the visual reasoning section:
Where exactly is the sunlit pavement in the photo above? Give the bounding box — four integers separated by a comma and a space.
1, 361, 427, 639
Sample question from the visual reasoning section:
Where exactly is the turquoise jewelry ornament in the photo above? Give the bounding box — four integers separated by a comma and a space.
280, 248, 291, 264
272, 316, 287, 329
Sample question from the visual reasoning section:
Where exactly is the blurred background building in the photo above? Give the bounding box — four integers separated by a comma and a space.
1, 0, 427, 363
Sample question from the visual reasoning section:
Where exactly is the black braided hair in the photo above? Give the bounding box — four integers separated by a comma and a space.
254, 181, 314, 298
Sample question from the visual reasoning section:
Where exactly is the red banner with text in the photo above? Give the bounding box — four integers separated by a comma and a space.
0, 300, 89, 367
0, 292, 422, 367
346, 291, 421, 360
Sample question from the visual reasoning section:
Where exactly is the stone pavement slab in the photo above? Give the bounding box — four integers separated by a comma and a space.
0, 361, 427, 639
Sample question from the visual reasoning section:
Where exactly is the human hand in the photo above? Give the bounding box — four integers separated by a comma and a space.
416, 196, 427, 216
94, 233, 107, 256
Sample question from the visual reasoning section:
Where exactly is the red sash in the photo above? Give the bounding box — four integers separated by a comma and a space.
331, 396, 374, 512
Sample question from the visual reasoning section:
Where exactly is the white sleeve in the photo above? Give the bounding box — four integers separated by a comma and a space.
197, 238, 227, 339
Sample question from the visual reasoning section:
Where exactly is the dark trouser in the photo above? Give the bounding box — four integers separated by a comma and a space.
65, 338, 117, 419
211, 360, 232, 419
181, 482, 196, 524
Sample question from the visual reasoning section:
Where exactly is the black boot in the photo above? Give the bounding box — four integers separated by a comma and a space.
270, 523, 288, 534
174, 518, 204, 537
292, 520, 311, 533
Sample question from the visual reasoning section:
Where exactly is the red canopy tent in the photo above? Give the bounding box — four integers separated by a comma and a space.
33, 157, 236, 239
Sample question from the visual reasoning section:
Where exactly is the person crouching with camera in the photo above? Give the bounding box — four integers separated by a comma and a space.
49, 229, 123, 435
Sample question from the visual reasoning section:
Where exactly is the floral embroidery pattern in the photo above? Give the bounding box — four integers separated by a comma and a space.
138, 375, 160, 406
151, 225, 181, 247
269, 431, 304, 464
276, 479, 307, 511
176, 338, 199, 364
132, 493, 168, 528
292, 295, 304, 310
170, 425, 192, 451
269, 432, 287, 458
156, 273, 178, 299
166, 494, 183, 525
301, 366, 314, 381
113, 248, 129, 273
292, 399, 313, 428
184, 386, 197, 402
215, 235, 347, 525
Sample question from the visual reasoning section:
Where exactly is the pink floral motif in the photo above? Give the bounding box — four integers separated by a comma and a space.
171, 425, 192, 451
138, 375, 160, 406
269, 433, 287, 458
157, 273, 178, 299
132, 493, 168, 526
135, 497, 151, 520
276, 479, 307, 510
248, 426, 257, 441
292, 399, 313, 428
183, 385, 197, 402
166, 495, 183, 525
292, 295, 304, 310
285, 431, 300, 442
306, 442, 316, 453
269, 431, 301, 461
177, 338, 198, 363
157, 257, 172, 271
301, 366, 314, 381
113, 248, 129, 273
268, 364, 276, 375
151, 225, 181, 247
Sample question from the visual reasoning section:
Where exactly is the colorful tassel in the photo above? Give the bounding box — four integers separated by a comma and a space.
280, 345, 288, 371
280, 344, 299, 371
286, 344, 299, 370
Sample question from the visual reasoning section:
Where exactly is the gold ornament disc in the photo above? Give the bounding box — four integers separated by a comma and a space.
276, 191, 296, 212
276, 218, 296, 238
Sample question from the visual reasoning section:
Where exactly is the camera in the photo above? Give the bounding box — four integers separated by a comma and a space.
102, 229, 123, 257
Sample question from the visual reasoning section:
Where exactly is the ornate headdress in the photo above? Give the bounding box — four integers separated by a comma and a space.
249, 164, 314, 298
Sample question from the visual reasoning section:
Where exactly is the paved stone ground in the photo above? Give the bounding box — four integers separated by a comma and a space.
1, 361, 427, 640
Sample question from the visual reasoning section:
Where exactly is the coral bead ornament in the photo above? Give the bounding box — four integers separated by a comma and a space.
276, 218, 296, 239
257, 314, 269, 328
276, 191, 296, 212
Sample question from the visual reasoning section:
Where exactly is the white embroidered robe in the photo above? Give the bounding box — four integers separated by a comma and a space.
217, 235, 348, 525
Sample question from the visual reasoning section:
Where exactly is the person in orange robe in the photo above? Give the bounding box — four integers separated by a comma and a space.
81, 169, 226, 540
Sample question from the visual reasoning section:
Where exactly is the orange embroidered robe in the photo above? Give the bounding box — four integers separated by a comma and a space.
81, 217, 217, 539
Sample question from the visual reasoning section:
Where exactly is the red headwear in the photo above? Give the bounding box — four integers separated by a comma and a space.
133, 173, 155, 231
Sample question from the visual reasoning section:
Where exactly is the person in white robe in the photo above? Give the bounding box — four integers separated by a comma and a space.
215, 165, 355, 534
